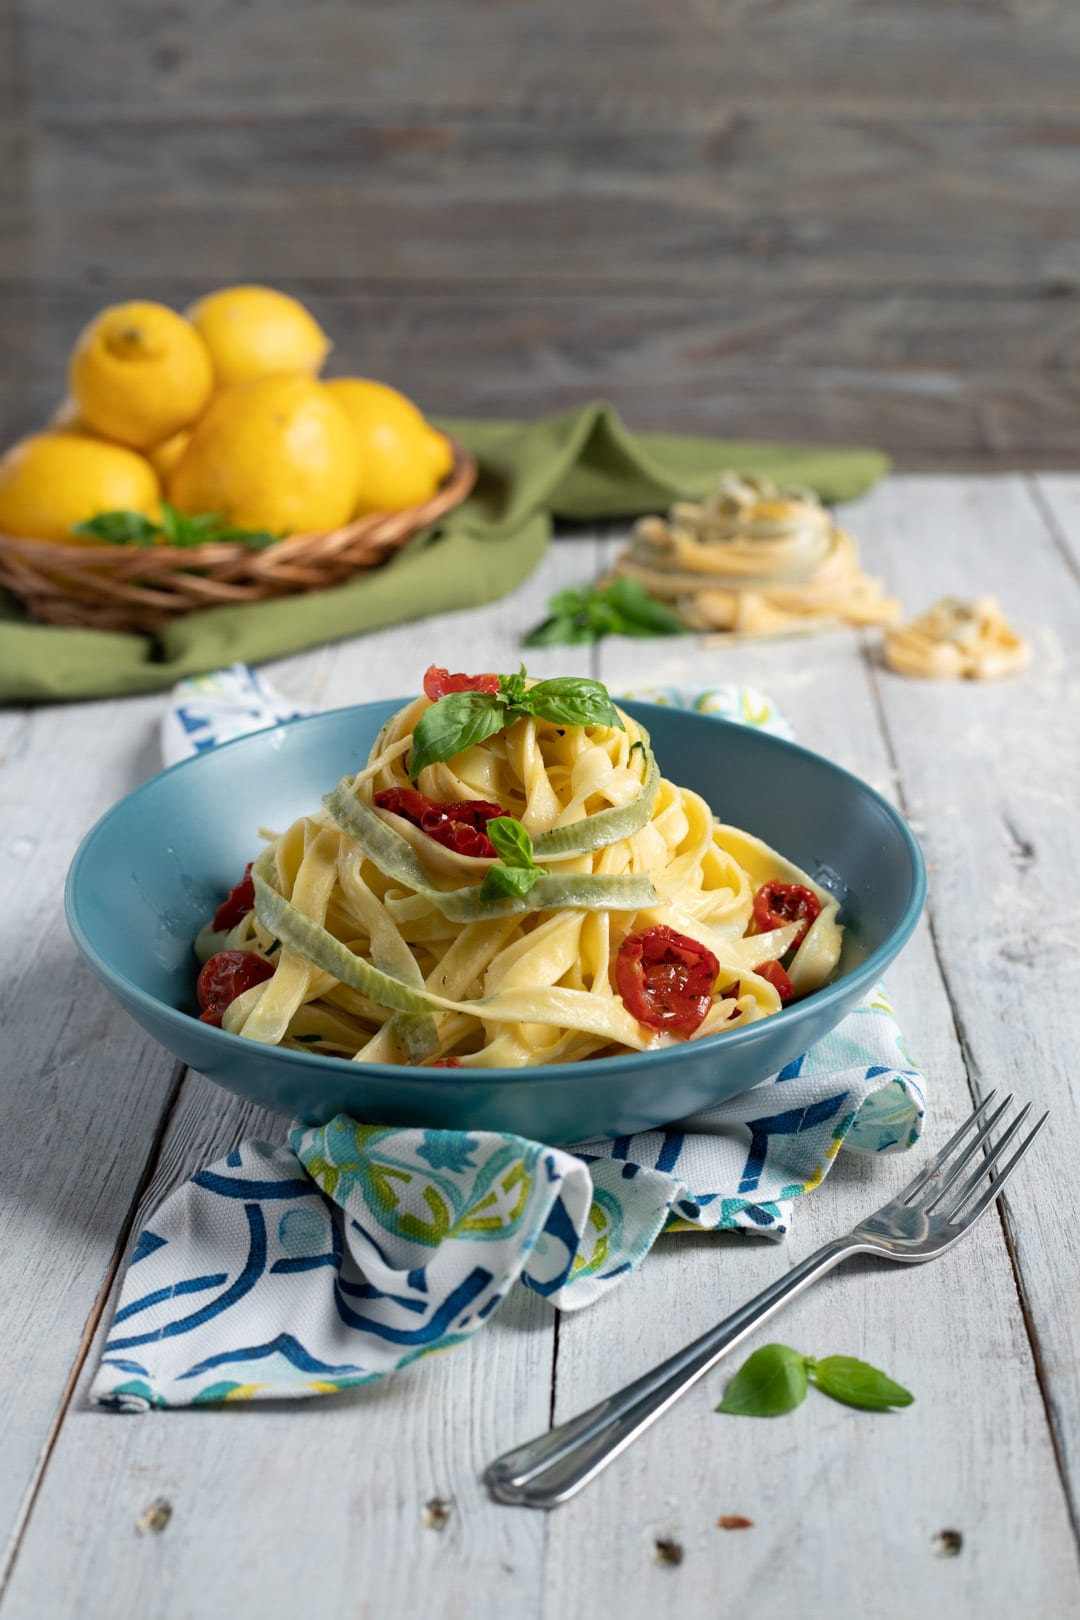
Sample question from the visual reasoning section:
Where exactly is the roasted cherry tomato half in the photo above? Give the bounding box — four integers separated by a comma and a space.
374, 786, 505, 859
212, 862, 256, 932
423, 665, 501, 702
755, 958, 794, 1002
430, 1058, 463, 1068
197, 949, 275, 1027
615, 924, 720, 1036
751, 881, 821, 947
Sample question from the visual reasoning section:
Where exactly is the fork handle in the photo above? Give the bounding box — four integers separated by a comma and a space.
485, 1234, 861, 1508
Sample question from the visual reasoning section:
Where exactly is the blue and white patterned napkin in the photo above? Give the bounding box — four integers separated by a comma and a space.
92, 671, 924, 1410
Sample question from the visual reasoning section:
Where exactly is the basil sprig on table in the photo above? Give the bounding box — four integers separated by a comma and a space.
480, 816, 546, 902
75, 502, 278, 550
717, 1344, 914, 1417
408, 671, 624, 781
524, 577, 685, 647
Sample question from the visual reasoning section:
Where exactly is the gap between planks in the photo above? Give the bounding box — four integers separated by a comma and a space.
0, 1061, 187, 1598
860, 625, 1080, 1550
1026, 475, 1080, 592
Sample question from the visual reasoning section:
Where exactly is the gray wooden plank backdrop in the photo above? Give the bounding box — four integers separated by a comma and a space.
1, 476, 1079, 1618
2, 2, 1080, 463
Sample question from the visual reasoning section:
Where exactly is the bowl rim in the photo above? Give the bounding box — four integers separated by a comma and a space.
65, 696, 928, 1087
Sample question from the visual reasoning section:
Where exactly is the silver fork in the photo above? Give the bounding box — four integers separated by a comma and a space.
485, 1092, 1047, 1509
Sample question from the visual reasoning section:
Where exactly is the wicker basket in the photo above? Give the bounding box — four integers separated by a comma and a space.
0, 442, 477, 635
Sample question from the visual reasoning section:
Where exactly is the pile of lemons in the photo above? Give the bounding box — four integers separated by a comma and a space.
0, 287, 453, 544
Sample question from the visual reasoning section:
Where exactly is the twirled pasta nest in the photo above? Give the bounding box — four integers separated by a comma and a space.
609, 473, 899, 636
883, 596, 1030, 681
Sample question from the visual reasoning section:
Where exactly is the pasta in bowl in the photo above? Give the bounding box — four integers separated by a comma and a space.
65, 680, 925, 1141
195, 667, 844, 1068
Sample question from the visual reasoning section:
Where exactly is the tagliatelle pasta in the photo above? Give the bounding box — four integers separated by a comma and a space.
883, 595, 1029, 681
193, 670, 844, 1068
609, 473, 899, 636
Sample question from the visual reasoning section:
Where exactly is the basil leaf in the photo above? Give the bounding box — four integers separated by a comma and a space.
479, 864, 541, 902
163, 503, 246, 548
73, 510, 159, 546
213, 524, 279, 549
809, 1356, 914, 1411
522, 579, 685, 647
716, 1344, 810, 1417
520, 677, 625, 731
523, 615, 580, 648
604, 577, 684, 635
486, 815, 537, 870
409, 691, 505, 780
499, 668, 529, 708
547, 589, 590, 615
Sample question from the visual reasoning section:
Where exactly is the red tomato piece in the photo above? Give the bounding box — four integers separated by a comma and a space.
430, 1058, 462, 1068
615, 924, 720, 1036
423, 665, 501, 701
197, 950, 275, 1027
372, 786, 431, 824
212, 862, 255, 931
751, 882, 821, 947
374, 787, 505, 859
756, 959, 794, 1002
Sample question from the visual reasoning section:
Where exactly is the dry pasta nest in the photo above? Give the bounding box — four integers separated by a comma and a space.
609, 472, 899, 637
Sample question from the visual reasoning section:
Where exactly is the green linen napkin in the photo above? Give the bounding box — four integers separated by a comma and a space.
0, 401, 888, 704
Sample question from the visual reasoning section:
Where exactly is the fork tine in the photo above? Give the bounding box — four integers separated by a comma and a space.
947, 1112, 1049, 1229
921, 1094, 1017, 1212
936, 1101, 1035, 1218
898, 1091, 999, 1206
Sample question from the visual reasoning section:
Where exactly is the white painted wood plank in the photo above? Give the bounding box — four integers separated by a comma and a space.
855, 472, 1080, 1528
7, 509, 1079, 1619
0, 695, 189, 1577
1, 544, 596, 1620
535, 527, 1080, 1618
1031, 473, 1080, 579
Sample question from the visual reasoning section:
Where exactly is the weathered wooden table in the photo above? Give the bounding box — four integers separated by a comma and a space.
2, 475, 1078, 1619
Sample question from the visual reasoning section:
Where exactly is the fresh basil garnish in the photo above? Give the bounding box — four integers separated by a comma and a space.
809, 1355, 914, 1412
717, 1343, 914, 1418
480, 814, 545, 902
487, 815, 538, 869
408, 669, 624, 781
522, 677, 623, 729
716, 1344, 809, 1417
479, 864, 541, 901
74, 510, 159, 547
409, 691, 508, 780
524, 577, 684, 647
75, 502, 278, 551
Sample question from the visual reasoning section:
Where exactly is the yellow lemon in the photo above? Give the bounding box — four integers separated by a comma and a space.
186, 285, 330, 387
423, 425, 454, 483
48, 397, 98, 436
148, 427, 193, 481
70, 301, 214, 449
0, 433, 160, 543
168, 375, 358, 534
324, 378, 442, 515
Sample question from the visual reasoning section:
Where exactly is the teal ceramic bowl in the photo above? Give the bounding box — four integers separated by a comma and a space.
65, 699, 925, 1143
